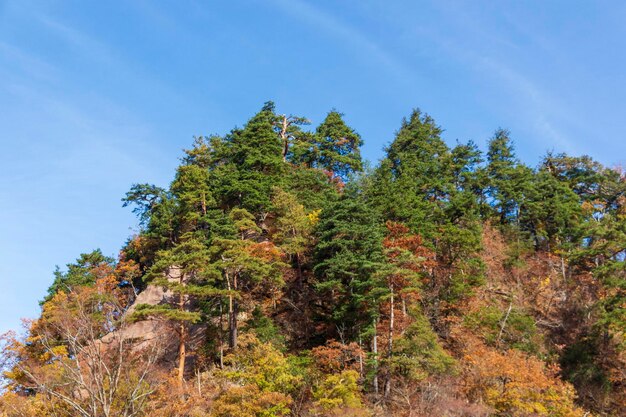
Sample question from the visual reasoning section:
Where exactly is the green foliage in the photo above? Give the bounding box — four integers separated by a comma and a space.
370, 110, 485, 309
43, 249, 114, 304
561, 335, 611, 392
464, 305, 542, 354
312, 110, 364, 180
243, 307, 286, 349
271, 188, 313, 259
211, 102, 286, 214
283, 165, 339, 211
372, 109, 453, 238
313, 189, 385, 340
521, 170, 583, 250
391, 311, 456, 381
30, 102, 626, 416
133, 237, 228, 334
486, 129, 526, 224
218, 333, 301, 394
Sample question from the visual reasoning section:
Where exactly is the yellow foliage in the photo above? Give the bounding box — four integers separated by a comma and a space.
211, 385, 291, 417
310, 370, 367, 416
219, 334, 301, 394
307, 209, 322, 226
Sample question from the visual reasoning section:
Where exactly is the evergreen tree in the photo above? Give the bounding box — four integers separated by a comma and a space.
212, 102, 286, 214
213, 208, 286, 349
371, 110, 484, 307
291, 110, 364, 182
43, 249, 115, 303
313, 188, 385, 342
372, 109, 452, 238
133, 238, 227, 383
123, 183, 177, 249
274, 113, 310, 162
521, 169, 582, 250
541, 152, 607, 201
313, 111, 363, 181
486, 129, 534, 225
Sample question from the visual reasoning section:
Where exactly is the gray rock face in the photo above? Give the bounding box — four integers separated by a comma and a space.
101, 267, 207, 371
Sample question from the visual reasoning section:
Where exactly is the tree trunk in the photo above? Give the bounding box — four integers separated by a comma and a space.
177, 274, 187, 384
384, 284, 394, 398
280, 116, 289, 162
177, 323, 186, 384
497, 303, 513, 347
229, 274, 238, 349
219, 301, 224, 368
401, 296, 407, 318
358, 335, 364, 377
372, 319, 379, 395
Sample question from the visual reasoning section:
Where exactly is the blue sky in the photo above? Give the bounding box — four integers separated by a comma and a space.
1, 0, 626, 334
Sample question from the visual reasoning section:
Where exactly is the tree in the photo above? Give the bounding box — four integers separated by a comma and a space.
123, 184, 177, 251
311, 370, 366, 416
274, 113, 310, 162
271, 188, 315, 285
292, 110, 364, 182
371, 109, 453, 237
371, 110, 484, 311
42, 249, 115, 304
379, 222, 436, 398
314, 110, 363, 181
464, 346, 585, 417
486, 129, 534, 225
541, 152, 608, 201
520, 169, 582, 250
313, 189, 385, 343
2, 279, 160, 417
214, 208, 286, 349
133, 238, 227, 383
212, 101, 287, 214
211, 334, 298, 417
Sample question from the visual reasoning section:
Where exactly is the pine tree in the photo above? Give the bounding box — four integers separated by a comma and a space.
486, 129, 534, 225
313, 111, 363, 181
372, 109, 452, 238
212, 102, 287, 214
520, 169, 582, 250
133, 238, 226, 383
371, 110, 484, 307
43, 250, 115, 304
313, 189, 385, 342
291, 110, 364, 182
213, 208, 287, 349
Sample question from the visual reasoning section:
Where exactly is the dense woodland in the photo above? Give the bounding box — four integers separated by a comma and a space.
1, 102, 624, 416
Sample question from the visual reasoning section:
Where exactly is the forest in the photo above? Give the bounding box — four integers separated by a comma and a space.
1, 102, 624, 416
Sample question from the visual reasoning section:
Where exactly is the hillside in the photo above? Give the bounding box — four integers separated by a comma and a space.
1, 102, 624, 417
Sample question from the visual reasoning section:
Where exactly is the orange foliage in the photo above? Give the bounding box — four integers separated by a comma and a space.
463, 345, 585, 417
311, 340, 364, 374
247, 241, 285, 262
383, 221, 435, 270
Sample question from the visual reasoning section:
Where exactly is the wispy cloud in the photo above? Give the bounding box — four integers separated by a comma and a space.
268, 0, 416, 82
0, 41, 58, 82
37, 14, 135, 73
476, 55, 577, 154
418, 2, 580, 154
